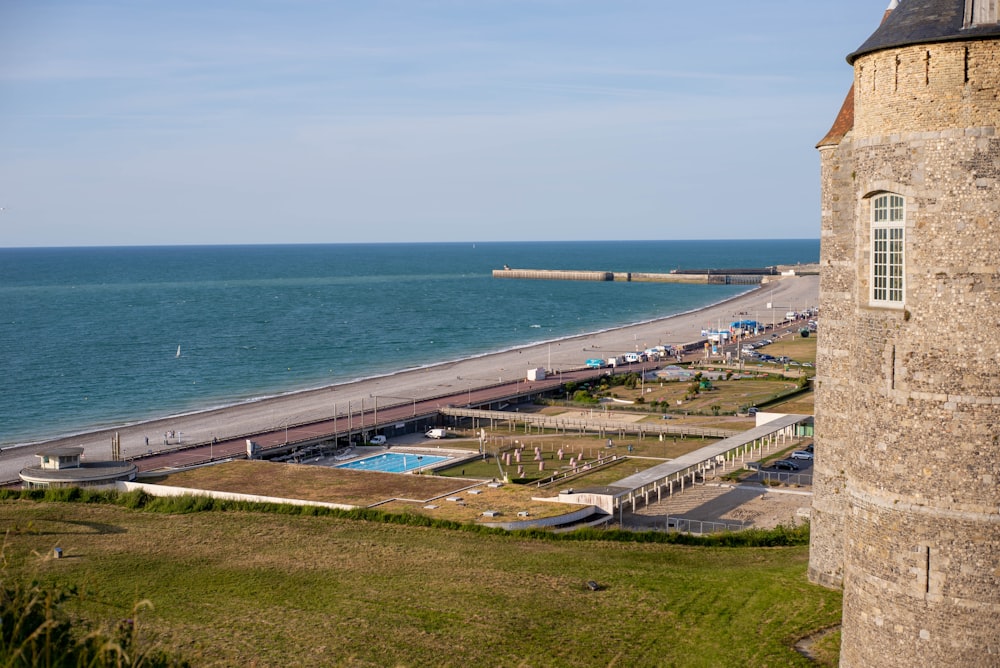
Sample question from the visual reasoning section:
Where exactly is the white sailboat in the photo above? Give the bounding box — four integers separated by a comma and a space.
176, 345, 181, 358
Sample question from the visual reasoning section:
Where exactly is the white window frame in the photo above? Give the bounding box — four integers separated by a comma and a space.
870, 192, 905, 307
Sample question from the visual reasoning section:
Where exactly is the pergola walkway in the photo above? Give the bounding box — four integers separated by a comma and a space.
549, 414, 810, 515
440, 406, 739, 439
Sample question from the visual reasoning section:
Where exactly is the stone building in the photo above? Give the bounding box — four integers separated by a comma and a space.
809, 0, 1000, 665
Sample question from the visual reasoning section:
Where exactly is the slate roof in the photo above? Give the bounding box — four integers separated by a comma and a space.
849, 0, 1000, 64
816, 84, 855, 149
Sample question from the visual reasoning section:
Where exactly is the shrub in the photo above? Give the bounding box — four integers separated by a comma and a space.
5, 488, 810, 549
0, 577, 189, 667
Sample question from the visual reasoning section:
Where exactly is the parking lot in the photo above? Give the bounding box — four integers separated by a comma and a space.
747, 445, 813, 485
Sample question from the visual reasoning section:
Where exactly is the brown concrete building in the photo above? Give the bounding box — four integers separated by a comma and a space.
810, 1, 1000, 665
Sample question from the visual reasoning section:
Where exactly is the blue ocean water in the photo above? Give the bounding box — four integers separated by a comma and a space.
0, 240, 818, 446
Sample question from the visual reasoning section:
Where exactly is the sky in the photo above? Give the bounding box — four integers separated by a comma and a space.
0, 0, 887, 247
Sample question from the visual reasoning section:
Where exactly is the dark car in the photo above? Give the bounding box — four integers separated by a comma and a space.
772, 459, 800, 471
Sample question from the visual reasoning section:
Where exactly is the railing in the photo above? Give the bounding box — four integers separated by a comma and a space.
632, 516, 751, 534
755, 471, 813, 486
440, 406, 739, 439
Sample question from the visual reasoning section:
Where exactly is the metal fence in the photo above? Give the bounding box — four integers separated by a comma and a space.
754, 471, 813, 486
662, 516, 751, 534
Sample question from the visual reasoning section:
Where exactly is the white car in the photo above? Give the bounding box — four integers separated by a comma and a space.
790, 450, 813, 460
369, 435, 387, 446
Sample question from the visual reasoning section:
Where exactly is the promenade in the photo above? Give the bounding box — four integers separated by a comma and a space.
0, 275, 818, 484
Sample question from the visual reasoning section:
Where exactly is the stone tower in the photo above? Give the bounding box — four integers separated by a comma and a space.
810, 0, 1000, 665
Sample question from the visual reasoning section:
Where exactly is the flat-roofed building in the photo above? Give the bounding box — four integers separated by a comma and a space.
19, 446, 137, 489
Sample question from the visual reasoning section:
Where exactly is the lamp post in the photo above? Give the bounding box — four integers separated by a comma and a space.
276, 416, 291, 445
375, 395, 418, 417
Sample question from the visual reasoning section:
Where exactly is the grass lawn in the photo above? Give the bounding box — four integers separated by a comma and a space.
769, 390, 815, 415
1, 500, 842, 667
148, 428, 733, 525
760, 333, 818, 365
593, 376, 802, 416
581, 333, 819, 416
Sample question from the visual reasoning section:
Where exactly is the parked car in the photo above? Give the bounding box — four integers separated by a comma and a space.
369, 435, 387, 446
790, 450, 813, 460
772, 459, 800, 471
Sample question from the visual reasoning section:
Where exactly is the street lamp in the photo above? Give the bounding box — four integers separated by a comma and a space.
275, 416, 291, 445
375, 395, 418, 417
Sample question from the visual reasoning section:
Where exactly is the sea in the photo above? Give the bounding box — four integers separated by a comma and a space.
0, 240, 818, 447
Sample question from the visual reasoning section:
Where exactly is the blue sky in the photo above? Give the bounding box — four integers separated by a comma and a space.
0, 1, 886, 247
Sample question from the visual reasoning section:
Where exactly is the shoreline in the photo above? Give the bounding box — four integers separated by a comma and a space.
0, 275, 818, 481
4, 285, 760, 449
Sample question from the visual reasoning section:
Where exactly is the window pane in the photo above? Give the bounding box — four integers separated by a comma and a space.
871, 194, 904, 305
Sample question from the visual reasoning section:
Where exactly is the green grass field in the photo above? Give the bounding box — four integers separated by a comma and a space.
1, 498, 841, 667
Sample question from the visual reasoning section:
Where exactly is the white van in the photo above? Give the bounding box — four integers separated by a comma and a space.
369, 435, 387, 446
425, 428, 447, 439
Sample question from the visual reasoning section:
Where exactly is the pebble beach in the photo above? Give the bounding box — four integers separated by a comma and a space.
0, 274, 818, 483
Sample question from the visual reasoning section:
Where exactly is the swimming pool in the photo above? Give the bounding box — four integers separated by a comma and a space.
336, 452, 449, 473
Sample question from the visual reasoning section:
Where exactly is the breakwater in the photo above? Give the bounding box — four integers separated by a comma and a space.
493, 268, 769, 285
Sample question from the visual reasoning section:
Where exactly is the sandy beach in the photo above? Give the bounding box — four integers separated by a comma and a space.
1, 274, 818, 481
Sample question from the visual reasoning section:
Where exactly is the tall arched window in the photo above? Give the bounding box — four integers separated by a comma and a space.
871, 193, 905, 305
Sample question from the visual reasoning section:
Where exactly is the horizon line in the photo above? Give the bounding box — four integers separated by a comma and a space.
0, 238, 821, 251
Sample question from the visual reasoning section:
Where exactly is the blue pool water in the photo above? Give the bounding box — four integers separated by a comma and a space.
336, 452, 449, 473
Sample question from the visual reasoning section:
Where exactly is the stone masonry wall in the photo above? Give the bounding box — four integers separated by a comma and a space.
813, 36, 1000, 668
853, 42, 1000, 135
809, 142, 857, 588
